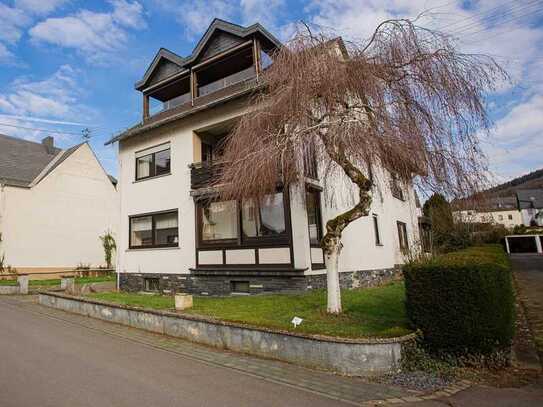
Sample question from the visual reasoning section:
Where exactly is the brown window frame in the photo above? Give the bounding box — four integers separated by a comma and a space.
135, 147, 171, 181
372, 214, 382, 246
129, 209, 179, 249
397, 221, 409, 252
306, 187, 323, 247
390, 175, 405, 201
196, 189, 291, 249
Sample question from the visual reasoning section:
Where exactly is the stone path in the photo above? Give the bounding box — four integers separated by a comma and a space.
2, 295, 418, 405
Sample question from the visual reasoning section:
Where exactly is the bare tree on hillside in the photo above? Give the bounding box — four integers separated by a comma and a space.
216, 18, 507, 313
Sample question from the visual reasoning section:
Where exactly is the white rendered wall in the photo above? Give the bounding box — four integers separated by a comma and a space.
308, 167, 420, 275
117, 101, 248, 275
455, 209, 523, 228
2, 144, 119, 269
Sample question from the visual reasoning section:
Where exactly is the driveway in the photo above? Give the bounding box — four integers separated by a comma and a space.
512, 254, 543, 359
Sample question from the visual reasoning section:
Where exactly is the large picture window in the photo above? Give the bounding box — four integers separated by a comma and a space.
130, 210, 178, 249
136, 145, 171, 180
305, 189, 322, 245
242, 193, 286, 239
198, 191, 288, 246
201, 200, 238, 241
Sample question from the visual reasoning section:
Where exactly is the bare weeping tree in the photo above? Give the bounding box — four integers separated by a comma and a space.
216, 18, 506, 313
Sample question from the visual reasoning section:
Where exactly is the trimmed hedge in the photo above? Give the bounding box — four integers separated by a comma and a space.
403, 245, 514, 355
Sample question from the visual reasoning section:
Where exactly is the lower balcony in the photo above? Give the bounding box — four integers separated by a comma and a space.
190, 161, 224, 190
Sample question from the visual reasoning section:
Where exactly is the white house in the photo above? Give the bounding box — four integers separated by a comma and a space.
0, 134, 118, 275
106, 19, 424, 295
516, 189, 543, 227
454, 196, 524, 228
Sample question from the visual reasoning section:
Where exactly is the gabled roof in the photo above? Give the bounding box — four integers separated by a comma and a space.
135, 48, 188, 91
0, 133, 61, 187
0, 134, 116, 188
30, 142, 85, 186
134, 18, 282, 91
516, 189, 543, 209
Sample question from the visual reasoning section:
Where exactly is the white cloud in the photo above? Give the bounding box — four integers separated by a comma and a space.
241, 0, 285, 30
0, 43, 15, 63
0, 65, 86, 118
154, 0, 235, 39
482, 95, 543, 179
306, 0, 543, 182
29, 1, 146, 63
152, 0, 286, 39
0, 3, 32, 44
14, 0, 68, 15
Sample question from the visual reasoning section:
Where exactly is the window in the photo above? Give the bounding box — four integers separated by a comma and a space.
372, 214, 382, 246
242, 193, 286, 239
508, 214, 513, 220
390, 175, 405, 201
198, 191, 288, 246
498, 215, 504, 221
130, 210, 178, 249
144, 278, 160, 292
201, 200, 238, 241
397, 221, 409, 252
136, 145, 171, 180
231, 281, 250, 294
306, 189, 322, 245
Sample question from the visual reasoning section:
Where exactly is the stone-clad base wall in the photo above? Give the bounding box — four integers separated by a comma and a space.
305, 267, 401, 290
119, 267, 401, 296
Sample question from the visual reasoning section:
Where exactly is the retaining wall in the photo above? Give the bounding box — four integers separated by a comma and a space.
38, 291, 415, 376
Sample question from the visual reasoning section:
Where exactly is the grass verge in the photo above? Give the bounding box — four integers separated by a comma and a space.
87, 281, 411, 339
0, 274, 115, 287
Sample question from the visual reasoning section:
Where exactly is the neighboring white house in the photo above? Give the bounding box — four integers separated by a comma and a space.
0, 134, 119, 274
454, 196, 523, 228
516, 189, 543, 227
106, 19, 424, 295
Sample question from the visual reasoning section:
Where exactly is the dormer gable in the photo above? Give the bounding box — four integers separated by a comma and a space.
197, 30, 247, 62
136, 48, 186, 91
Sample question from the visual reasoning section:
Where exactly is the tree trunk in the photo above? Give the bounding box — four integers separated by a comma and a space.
318, 132, 373, 314
325, 236, 342, 313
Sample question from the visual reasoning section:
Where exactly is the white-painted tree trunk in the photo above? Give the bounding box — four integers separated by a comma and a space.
325, 238, 342, 314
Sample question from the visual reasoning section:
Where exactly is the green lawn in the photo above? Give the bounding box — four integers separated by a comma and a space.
87, 282, 411, 339
0, 275, 115, 287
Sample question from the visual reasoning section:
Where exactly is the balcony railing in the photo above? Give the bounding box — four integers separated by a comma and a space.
198, 66, 256, 97
150, 92, 192, 116
190, 161, 225, 190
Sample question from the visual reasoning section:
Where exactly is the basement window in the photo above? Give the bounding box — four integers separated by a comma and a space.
231, 281, 250, 294
144, 278, 160, 292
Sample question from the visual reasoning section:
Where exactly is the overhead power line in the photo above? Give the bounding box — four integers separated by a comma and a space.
0, 122, 91, 137
440, 0, 542, 33
449, 0, 543, 37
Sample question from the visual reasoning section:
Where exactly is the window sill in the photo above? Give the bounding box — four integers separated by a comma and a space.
126, 246, 180, 252
133, 173, 172, 183
376, 243, 384, 247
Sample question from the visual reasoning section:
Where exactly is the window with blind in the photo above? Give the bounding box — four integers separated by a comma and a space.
135, 143, 171, 181
130, 210, 178, 249
397, 221, 409, 252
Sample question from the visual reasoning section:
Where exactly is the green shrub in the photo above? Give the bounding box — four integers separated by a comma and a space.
403, 245, 514, 356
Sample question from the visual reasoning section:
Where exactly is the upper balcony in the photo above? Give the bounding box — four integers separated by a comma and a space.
142, 37, 274, 124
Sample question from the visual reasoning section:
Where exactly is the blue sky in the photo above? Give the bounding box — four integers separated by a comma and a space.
1, 0, 542, 183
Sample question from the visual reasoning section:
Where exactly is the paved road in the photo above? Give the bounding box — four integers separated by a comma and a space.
0, 296, 355, 407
